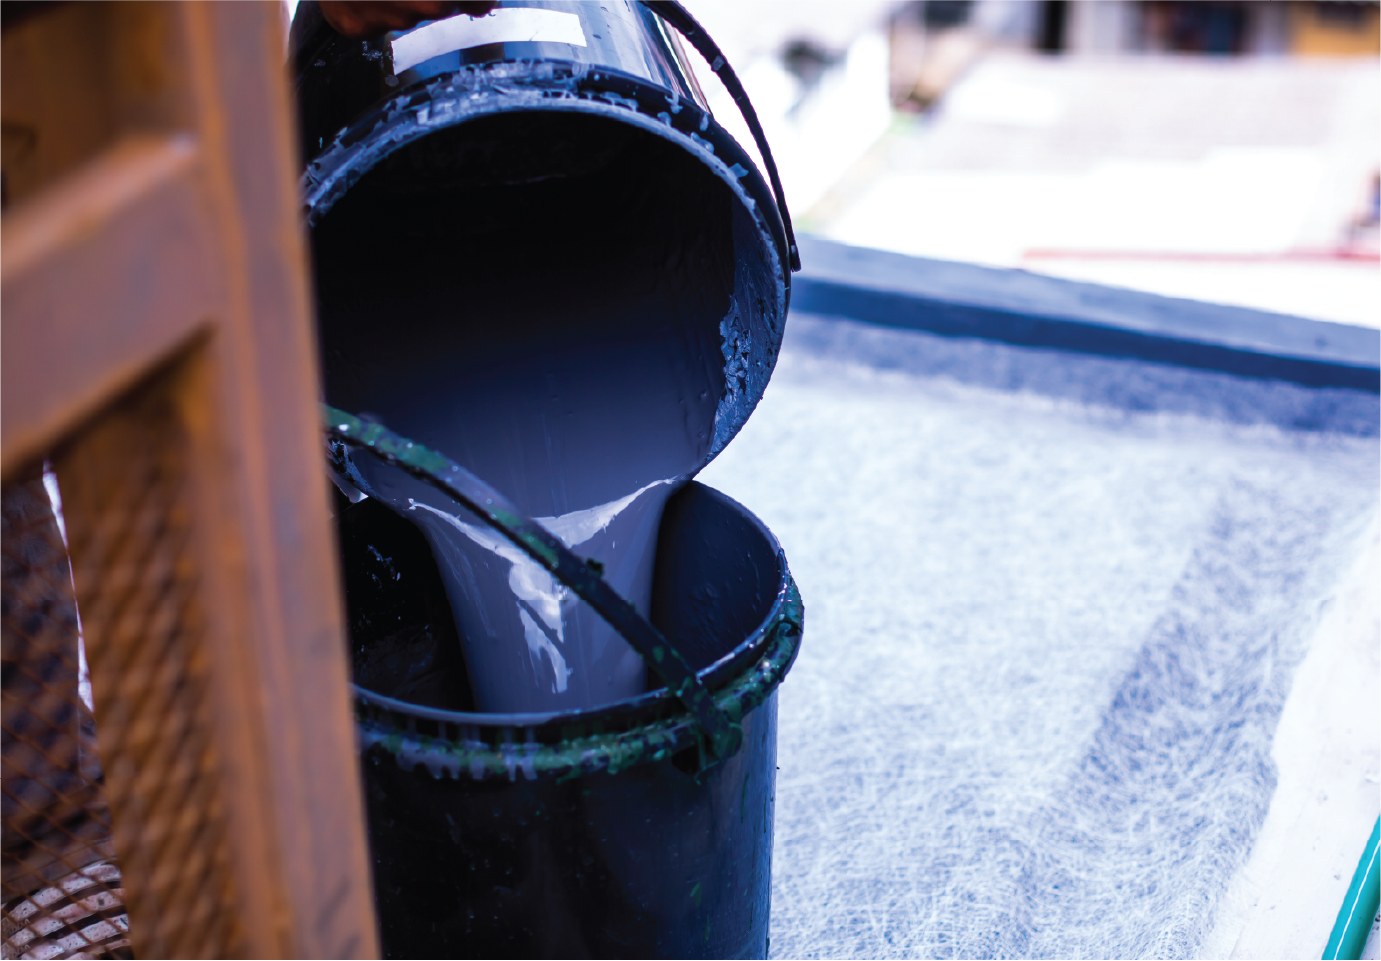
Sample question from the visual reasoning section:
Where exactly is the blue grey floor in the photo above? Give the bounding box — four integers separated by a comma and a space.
696, 314, 1380, 960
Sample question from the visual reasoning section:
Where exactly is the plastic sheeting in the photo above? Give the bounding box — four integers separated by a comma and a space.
698, 314, 1380, 959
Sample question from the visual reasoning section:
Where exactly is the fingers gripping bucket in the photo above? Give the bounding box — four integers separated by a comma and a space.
294, 2, 802, 954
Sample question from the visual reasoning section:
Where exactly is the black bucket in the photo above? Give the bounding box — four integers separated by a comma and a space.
336, 460, 800, 957
294, 2, 803, 955
296, 0, 799, 711
292, 0, 798, 449
322, 409, 800, 956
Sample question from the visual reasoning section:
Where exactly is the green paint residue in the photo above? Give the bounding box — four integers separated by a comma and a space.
361, 581, 803, 780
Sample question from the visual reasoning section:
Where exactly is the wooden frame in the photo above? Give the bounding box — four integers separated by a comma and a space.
2, 3, 377, 956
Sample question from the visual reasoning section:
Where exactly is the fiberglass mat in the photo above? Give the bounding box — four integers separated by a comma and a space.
696, 314, 1380, 960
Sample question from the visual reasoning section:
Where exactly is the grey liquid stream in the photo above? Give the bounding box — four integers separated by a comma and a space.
314, 114, 735, 713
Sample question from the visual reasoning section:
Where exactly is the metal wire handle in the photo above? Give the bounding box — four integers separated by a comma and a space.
643, 0, 802, 273
322, 405, 744, 762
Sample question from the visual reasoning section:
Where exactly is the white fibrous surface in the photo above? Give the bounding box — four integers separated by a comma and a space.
697, 315, 1380, 959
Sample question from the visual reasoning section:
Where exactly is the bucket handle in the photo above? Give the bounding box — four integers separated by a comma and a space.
323, 405, 744, 763
643, 0, 801, 273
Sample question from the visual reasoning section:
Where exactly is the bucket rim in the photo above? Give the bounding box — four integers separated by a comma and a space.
304, 58, 793, 460
353, 558, 790, 729
299, 56, 791, 295
352, 482, 789, 735
355, 575, 801, 780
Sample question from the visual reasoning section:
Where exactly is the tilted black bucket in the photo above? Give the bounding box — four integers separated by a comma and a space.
294, 2, 802, 955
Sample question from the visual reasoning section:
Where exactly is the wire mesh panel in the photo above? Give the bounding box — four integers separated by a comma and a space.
2, 360, 244, 959
2, 4, 378, 954
55, 361, 242, 959
1, 468, 126, 959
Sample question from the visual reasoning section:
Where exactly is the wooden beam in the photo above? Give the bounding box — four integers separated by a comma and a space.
4, 3, 379, 955
177, 4, 378, 955
1, 135, 218, 479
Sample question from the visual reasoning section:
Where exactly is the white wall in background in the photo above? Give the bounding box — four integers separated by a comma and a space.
942, 69, 1066, 126
701, 30, 894, 217
827, 147, 1325, 259
682, 0, 900, 67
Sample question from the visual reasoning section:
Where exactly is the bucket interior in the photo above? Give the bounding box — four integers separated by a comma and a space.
310, 110, 742, 516
338, 481, 783, 716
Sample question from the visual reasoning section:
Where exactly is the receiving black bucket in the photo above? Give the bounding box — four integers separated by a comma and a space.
295, 2, 802, 956
320, 395, 801, 957
336, 461, 801, 957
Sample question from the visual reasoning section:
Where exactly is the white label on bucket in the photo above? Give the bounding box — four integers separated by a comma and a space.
391, 8, 587, 74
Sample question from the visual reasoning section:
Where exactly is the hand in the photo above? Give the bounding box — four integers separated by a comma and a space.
318, 1, 497, 40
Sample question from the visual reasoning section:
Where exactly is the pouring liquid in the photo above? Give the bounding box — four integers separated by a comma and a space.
315, 112, 733, 713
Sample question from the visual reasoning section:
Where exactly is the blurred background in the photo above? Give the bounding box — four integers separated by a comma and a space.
682, 0, 1381, 328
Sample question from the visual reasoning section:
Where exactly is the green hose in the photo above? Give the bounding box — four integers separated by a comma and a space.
1323, 817, 1380, 960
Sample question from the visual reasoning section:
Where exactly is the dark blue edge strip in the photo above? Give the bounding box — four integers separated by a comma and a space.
795, 238, 1380, 394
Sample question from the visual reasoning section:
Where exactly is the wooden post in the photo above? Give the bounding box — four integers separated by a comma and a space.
2, 3, 377, 956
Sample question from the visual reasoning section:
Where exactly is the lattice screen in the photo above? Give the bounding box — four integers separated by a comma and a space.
2, 4, 378, 956
2, 466, 122, 959
3, 363, 243, 959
